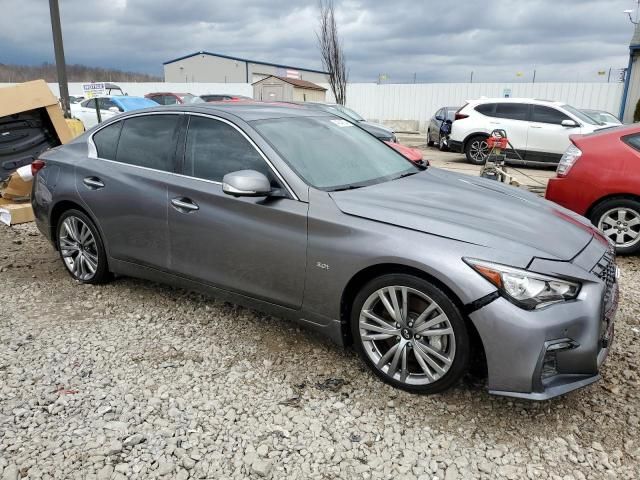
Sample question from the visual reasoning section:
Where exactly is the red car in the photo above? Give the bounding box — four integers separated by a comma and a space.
545, 124, 640, 254
145, 92, 204, 105
385, 141, 424, 164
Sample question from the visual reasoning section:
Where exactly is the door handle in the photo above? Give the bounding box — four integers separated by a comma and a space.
530, 126, 543, 129
83, 177, 105, 189
171, 197, 199, 212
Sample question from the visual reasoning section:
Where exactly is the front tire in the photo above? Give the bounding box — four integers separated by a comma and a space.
57, 209, 110, 283
351, 274, 469, 394
465, 135, 489, 165
590, 198, 640, 255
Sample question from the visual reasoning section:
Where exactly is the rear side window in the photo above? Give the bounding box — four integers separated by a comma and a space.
115, 115, 179, 171
531, 105, 570, 125
475, 103, 496, 115
494, 103, 529, 121
184, 116, 275, 184
93, 121, 122, 160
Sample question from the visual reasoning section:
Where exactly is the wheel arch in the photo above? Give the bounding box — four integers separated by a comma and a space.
462, 131, 490, 151
50, 200, 100, 250
339, 263, 487, 373
585, 193, 640, 220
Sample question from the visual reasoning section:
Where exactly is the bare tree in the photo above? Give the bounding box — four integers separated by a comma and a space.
317, 0, 348, 105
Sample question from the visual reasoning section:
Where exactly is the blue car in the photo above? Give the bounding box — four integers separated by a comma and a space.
71, 96, 158, 129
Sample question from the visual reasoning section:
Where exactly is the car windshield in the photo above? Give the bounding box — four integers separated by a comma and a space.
561, 104, 600, 125
253, 116, 419, 190
180, 94, 205, 104
331, 104, 365, 122
445, 108, 459, 121
585, 110, 620, 124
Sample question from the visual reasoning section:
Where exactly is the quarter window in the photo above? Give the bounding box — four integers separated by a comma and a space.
531, 105, 570, 125
115, 115, 179, 171
93, 121, 122, 160
475, 103, 496, 115
184, 116, 275, 184
494, 103, 529, 121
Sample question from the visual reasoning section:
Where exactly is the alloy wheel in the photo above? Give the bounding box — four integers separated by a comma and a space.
359, 286, 456, 386
598, 207, 640, 248
59, 216, 99, 281
469, 139, 489, 163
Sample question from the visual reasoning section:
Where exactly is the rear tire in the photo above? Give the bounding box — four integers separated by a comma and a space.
464, 135, 489, 165
590, 198, 640, 255
56, 209, 111, 284
427, 129, 435, 147
350, 274, 469, 394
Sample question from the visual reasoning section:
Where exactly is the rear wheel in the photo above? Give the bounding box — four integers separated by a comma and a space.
427, 129, 435, 147
465, 135, 489, 165
57, 209, 110, 283
351, 274, 469, 394
590, 198, 640, 255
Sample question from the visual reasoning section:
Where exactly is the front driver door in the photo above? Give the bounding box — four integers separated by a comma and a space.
526, 105, 579, 163
168, 114, 308, 309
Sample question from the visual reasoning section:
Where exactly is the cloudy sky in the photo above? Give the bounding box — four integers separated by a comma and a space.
0, 0, 637, 83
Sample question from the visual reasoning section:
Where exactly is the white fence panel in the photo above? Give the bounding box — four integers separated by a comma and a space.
323, 82, 623, 131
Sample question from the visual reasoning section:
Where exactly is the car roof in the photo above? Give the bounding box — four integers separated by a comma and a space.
113, 103, 331, 121
468, 97, 565, 107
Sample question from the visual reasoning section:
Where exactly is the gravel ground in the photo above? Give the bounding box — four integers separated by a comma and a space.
1, 222, 639, 480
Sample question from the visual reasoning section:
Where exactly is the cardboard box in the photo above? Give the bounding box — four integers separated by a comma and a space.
1, 173, 32, 201
0, 198, 34, 226
0, 79, 73, 145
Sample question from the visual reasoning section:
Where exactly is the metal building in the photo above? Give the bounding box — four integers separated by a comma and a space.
163, 51, 329, 85
621, 23, 640, 122
252, 75, 327, 102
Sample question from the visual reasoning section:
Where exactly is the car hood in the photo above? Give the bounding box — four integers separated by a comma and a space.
329, 168, 595, 261
358, 120, 394, 138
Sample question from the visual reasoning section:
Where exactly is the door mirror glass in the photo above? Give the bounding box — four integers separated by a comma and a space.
435, 115, 444, 121
561, 119, 579, 128
108, 106, 120, 113
222, 170, 272, 197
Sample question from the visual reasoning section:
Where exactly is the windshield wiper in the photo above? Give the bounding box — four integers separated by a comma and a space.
393, 171, 419, 180
330, 184, 366, 192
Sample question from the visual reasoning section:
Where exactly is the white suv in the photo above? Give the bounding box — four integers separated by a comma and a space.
449, 98, 603, 165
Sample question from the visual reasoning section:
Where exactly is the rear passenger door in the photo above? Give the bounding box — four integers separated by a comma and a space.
167, 114, 308, 309
526, 105, 578, 162
486, 103, 530, 155
77, 113, 182, 269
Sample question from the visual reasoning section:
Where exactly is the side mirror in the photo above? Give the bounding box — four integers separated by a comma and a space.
108, 106, 121, 113
435, 115, 444, 121
561, 119, 579, 128
222, 170, 272, 197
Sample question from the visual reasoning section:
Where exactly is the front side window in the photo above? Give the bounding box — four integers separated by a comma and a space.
93, 121, 122, 160
163, 95, 179, 105
531, 105, 570, 125
115, 115, 179, 171
494, 103, 528, 121
253, 116, 418, 190
184, 116, 275, 185
82, 99, 96, 109
98, 98, 117, 111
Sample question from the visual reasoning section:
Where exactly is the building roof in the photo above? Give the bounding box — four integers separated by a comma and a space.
163, 51, 329, 75
252, 75, 327, 91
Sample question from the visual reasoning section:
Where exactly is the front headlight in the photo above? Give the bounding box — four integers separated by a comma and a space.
464, 259, 580, 310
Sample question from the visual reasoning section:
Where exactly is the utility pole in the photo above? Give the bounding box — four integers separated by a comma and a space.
470, 71, 474, 83
608, 67, 612, 83
48, 0, 70, 118
532, 69, 537, 83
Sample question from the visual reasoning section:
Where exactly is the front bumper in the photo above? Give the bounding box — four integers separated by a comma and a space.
469, 249, 618, 400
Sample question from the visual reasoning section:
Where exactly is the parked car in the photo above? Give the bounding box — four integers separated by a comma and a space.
449, 98, 602, 165
70, 96, 157, 129
427, 106, 459, 151
68, 95, 85, 104
145, 92, 205, 105
545, 124, 640, 254
581, 109, 623, 127
200, 94, 253, 102
297, 102, 398, 142
385, 141, 424, 164
32, 103, 617, 400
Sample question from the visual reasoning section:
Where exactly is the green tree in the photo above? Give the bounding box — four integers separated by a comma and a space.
634, 97, 640, 123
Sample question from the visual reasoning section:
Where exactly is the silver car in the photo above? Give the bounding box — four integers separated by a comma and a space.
32, 104, 618, 400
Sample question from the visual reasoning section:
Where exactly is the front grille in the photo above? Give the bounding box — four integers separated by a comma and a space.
591, 246, 617, 346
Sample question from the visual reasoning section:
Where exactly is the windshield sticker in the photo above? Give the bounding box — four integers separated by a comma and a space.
330, 119, 353, 127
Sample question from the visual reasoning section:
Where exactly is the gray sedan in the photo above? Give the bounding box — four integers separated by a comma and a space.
32, 104, 618, 400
